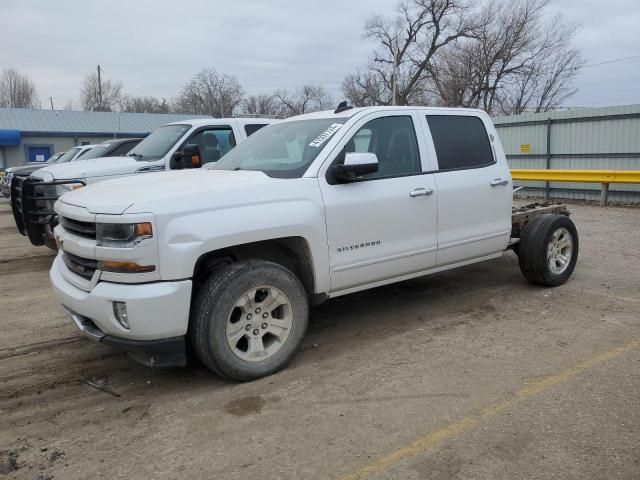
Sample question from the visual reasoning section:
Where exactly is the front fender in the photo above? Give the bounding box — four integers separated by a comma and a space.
157, 197, 330, 294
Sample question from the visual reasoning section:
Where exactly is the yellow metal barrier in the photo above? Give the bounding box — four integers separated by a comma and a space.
510, 169, 640, 184
510, 169, 640, 206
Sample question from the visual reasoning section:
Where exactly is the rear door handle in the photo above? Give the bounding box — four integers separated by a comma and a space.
490, 178, 509, 187
409, 188, 434, 197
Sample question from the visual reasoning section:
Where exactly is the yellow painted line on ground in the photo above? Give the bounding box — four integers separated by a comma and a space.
339, 338, 640, 480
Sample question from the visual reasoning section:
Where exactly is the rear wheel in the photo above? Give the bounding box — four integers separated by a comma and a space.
190, 260, 309, 381
518, 214, 579, 286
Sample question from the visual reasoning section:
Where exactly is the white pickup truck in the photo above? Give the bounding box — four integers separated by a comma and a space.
12, 117, 274, 248
50, 105, 579, 381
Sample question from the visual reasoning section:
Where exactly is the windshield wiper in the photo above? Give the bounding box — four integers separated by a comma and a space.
128, 152, 144, 159
233, 167, 242, 171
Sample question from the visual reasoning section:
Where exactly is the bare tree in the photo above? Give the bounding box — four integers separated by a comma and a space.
80, 71, 123, 111
343, 71, 385, 107
273, 85, 332, 117
120, 95, 170, 113
344, 0, 479, 107
242, 94, 279, 116
175, 68, 243, 117
0, 68, 40, 108
429, 0, 584, 114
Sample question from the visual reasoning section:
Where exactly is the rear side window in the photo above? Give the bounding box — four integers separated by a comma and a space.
244, 124, 268, 136
426, 116, 494, 170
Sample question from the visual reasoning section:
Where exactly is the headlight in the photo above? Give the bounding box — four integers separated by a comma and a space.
56, 182, 84, 194
96, 222, 153, 247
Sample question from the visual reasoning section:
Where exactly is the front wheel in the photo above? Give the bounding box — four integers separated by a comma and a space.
518, 214, 579, 286
190, 260, 309, 381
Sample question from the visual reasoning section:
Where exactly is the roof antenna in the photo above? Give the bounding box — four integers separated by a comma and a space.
334, 101, 353, 114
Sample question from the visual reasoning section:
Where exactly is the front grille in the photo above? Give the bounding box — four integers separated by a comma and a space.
10, 176, 27, 234
62, 252, 98, 280
60, 216, 96, 240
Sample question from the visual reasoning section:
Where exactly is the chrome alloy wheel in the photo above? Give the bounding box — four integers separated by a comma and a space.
225, 286, 294, 362
547, 227, 573, 275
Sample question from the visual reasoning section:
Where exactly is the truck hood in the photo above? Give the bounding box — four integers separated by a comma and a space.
7, 164, 47, 176
59, 170, 284, 215
30, 156, 149, 181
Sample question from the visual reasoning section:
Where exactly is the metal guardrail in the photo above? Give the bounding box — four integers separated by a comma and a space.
510, 169, 640, 206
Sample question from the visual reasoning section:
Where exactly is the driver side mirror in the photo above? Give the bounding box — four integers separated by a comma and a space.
170, 144, 202, 170
333, 152, 378, 182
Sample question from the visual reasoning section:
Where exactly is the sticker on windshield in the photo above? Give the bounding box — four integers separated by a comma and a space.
309, 123, 342, 148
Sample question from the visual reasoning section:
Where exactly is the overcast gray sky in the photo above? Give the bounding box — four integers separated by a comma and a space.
2, 0, 639, 110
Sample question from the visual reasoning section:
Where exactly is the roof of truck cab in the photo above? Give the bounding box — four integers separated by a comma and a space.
282, 106, 488, 122
166, 118, 277, 127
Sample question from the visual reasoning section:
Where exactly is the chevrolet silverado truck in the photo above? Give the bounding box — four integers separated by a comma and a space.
50, 104, 579, 381
12, 118, 273, 248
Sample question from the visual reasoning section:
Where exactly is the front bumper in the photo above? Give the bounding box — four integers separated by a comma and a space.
50, 254, 193, 367
63, 306, 186, 367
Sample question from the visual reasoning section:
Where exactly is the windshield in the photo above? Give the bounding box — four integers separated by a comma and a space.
46, 153, 62, 163
126, 124, 190, 160
55, 147, 82, 163
212, 119, 345, 178
77, 143, 112, 160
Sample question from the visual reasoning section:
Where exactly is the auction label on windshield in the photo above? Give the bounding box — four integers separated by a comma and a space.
309, 123, 342, 147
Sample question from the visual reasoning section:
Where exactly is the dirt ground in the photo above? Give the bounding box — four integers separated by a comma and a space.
1, 198, 639, 480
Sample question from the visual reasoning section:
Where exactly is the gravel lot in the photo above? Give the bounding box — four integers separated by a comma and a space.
1, 198, 639, 480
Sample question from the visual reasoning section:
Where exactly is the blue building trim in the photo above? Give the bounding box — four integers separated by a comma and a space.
0, 129, 21, 145
20, 131, 150, 138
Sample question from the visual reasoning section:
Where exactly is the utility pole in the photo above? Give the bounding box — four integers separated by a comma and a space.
391, 38, 399, 106
97, 65, 103, 110
49, 97, 54, 111
391, 54, 397, 106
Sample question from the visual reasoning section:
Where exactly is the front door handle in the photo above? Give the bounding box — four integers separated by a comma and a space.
490, 178, 509, 187
409, 188, 434, 197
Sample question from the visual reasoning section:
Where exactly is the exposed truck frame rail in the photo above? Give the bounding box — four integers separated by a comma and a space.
510, 202, 570, 240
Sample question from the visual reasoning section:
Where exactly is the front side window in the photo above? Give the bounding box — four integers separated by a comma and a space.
426, 115, 494, 170
212, 119, 346, 178
78, 143, 112, 160
344, 116, 421, 179
110, 141, 139, 157
127, 124, 191, 161
185, 128, 237, 165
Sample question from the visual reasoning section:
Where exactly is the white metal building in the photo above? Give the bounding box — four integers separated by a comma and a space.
494, 104, 640, 204
0, 108, 210, 169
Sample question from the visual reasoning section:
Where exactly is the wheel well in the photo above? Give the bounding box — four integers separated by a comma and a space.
192, 237, 316, 296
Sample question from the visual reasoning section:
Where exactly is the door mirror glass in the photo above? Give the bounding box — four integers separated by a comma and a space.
334, 152, 379, 182
170, 144, 202, 169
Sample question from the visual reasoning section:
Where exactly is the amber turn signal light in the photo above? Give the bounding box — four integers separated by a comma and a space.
98, 260, 156, 274
134, 222, 153, 237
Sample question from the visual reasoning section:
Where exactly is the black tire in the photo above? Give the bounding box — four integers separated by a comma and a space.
190, 260, 309, 381
518, 214, 579, 286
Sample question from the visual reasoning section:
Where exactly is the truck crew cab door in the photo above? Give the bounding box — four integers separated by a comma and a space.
422, 113, 512, 266
319, 111, 438, 294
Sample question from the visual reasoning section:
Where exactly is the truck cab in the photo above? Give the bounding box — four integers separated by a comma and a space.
12, 118, 274, 248
49, 106, 578, 381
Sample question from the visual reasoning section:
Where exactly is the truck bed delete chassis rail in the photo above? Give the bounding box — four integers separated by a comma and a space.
510, 202, 570, 239
11, 176, 86, 247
